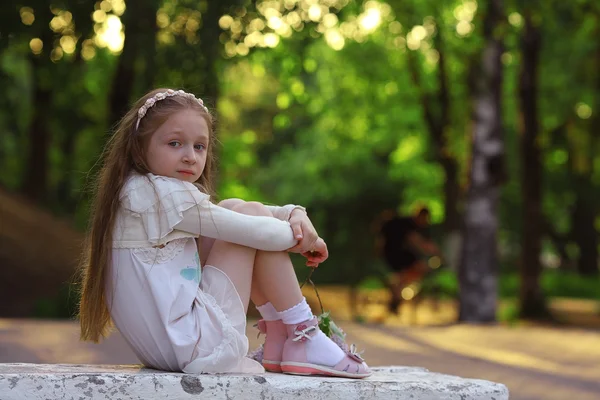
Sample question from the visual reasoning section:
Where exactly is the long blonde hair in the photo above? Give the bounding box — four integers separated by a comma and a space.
79, 88, 216, 342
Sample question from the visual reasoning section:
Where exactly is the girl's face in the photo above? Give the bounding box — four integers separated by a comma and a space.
145, 109, 209, 183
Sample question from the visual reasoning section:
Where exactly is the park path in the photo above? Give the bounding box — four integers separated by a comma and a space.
1, 317, 599, 400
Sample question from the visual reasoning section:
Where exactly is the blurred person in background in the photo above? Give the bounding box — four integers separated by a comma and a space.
376, 207, 441, 314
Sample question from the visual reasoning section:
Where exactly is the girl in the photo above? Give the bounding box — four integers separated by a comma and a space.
78, 88, 370, 378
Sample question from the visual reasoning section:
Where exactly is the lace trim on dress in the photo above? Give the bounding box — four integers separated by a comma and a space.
198, 291, 237, 368
184, 266, 247, 372
132, 238, 188, 264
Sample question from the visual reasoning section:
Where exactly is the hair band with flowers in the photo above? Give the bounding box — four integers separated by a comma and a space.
135, 89, 209, 130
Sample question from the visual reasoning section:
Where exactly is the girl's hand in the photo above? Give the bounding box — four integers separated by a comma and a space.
287, 208, 319, 254
302, 237, 328, 267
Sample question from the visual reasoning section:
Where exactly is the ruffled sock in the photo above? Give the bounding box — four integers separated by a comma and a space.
280, 298, 345, 367
256, 302, 280, 321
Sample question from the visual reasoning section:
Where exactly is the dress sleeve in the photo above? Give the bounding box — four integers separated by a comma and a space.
264, 204, 306, 221
120, 174, 297, 250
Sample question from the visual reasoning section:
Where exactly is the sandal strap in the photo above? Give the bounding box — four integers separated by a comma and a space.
334, 354, 370, 375
292, 325, 317, 342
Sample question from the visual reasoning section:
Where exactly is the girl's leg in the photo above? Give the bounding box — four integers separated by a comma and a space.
252, 248, 369, 376
233, 202, 369, 377
204, 201, 266, 312
252, 250, 303, 311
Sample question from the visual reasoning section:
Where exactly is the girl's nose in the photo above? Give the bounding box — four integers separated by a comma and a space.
182, 147, 196, 164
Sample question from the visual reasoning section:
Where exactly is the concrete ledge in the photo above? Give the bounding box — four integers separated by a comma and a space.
0, 363, 509, 400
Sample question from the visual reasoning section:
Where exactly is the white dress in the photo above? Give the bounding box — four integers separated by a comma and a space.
108, 173, 300, 374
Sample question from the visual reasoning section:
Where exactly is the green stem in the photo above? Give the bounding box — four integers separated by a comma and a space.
300, 267, 324, 315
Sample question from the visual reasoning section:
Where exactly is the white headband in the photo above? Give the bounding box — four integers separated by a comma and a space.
135, 89, 209, 130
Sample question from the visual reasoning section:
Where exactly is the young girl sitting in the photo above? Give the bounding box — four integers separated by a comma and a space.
78, 88, 370, 378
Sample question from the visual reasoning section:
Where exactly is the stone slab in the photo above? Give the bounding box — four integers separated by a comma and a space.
0, 363, 509, 400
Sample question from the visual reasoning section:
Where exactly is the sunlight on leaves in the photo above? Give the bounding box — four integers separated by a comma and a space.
219, 14, 234, 29
552, 149, 568, 166
304, 58, 318, 72
501, 52, 513, 65
324, 29, 345, 50
81, 40, 96, 60
273, 114, 291, 129
358, 6, 381, 33
94, 15, 124, 53
241, 130, 257, 145
575, 103, 592, 119
391, 135, 423, 164
454, 0, 477, 37
290, 80, 305, 96
236, 151, 255, 167
276, 93, 292, 109
20, 7, 34, 25
92, 10, 106, 23
59, 36, 76, 54
50, 47, 63, 62
220, 181, 252, 200
221, 0, 392, 56
508, 12, 523, 28
29, 38, 43, 55
384, 82, 398, 95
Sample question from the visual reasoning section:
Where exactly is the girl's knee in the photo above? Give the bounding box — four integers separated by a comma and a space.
232, 201, 272, 217
218, 198, 245, 209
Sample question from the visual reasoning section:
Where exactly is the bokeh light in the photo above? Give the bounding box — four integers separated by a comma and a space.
95, 14, 124, 53
576, 103, 592, 119
29, 38, 43, 55
20, 7, 35, 25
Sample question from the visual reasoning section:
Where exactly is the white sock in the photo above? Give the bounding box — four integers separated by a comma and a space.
280, 298, 345, 367
305, 330, 346, 367
278, 297, 313, 325
256, 302, 280, 321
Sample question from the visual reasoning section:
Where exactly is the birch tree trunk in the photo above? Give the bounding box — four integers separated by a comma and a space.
459, 0, 506, 322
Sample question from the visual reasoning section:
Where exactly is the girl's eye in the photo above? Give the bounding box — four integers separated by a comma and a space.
168, 141, 181, 147
194, 144, 206, 151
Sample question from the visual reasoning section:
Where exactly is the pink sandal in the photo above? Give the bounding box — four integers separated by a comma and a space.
256, 319, 288, 372
280, 317, 371, 379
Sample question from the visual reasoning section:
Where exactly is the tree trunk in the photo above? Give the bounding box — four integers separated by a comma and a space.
108, 0, 159, 126
56, 7, 96, 211
405, 26, 462, 270
21, 6, 55, 202
197, 2, 223, 104
571, 21, 600, 276
518, 12, 550, 318
432, 25, 462, 236
22, 74, 51, 202
459, 0, 505, 323
406, 32, 461, 234
571, 181, 598, 275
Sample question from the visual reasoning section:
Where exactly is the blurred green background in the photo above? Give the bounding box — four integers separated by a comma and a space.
0, 0, 598, 324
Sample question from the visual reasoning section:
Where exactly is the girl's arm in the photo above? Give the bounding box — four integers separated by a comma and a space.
217, 199, 304, 222
174, 201, 297, 251
264, 204, 306, 221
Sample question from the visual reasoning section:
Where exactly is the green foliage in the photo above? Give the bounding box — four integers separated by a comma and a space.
1, 0, 599, 319
360, 269, 600, 301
